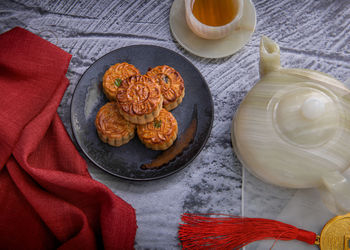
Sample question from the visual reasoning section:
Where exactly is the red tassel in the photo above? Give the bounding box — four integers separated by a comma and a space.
179, 213, 317, 249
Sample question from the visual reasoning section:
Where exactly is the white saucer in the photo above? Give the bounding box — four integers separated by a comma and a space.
169, 0, 256, 58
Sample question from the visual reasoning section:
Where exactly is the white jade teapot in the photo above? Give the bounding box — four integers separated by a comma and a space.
231, 36, 350, 214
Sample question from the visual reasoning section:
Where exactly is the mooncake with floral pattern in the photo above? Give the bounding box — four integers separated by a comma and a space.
116, 75, 163, 124
137, 108, 178, 150
95, 102, 135, 146
146, 65, 185, 111
102, 62, 140, 101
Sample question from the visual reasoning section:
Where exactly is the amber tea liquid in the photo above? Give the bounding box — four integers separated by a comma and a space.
191, 0, 238, 26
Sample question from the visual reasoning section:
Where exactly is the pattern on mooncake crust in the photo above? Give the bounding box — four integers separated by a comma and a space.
116, 75, 163, 124
146, 65, 185, 111
102, 62, 140, 101
137, 108, 178, 150
95, 102, 135, 146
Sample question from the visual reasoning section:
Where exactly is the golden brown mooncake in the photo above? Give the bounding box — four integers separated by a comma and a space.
146, 65, 185, 111
116, 75, 163, 125
95, 102, 135, 146
102, 62, 140, 101
137, 108, 178, 150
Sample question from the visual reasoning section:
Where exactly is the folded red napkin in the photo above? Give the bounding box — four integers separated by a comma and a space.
0, 27, 137, 249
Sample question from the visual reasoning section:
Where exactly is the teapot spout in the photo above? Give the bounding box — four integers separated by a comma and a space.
260, 36, 281, 76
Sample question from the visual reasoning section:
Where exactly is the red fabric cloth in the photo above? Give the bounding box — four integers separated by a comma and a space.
0, 27, 137, 250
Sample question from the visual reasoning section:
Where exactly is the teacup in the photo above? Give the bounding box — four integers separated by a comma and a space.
184, 0, 244, 40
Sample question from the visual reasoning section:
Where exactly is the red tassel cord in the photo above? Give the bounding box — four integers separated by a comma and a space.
179, 213, 317, 249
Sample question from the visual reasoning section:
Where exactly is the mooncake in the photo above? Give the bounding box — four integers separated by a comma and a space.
102, 62, 140, 101
116, 75, 163, 124
146, 65, 185, 111
137, 108, 178, 150
95, 102, 135, 146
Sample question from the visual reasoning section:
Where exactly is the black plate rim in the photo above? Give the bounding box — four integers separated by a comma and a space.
70, 44, 214, 181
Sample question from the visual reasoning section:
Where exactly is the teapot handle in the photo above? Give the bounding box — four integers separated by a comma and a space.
259, 36, 281, 76
320, 170, 350, 215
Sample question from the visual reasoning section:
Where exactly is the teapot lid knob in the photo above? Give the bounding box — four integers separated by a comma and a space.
301, 97, 326, 120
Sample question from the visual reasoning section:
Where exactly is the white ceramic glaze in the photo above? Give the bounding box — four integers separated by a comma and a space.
184, 0, 243, 40
169, 0, 256, 58
232, 36, 350, 214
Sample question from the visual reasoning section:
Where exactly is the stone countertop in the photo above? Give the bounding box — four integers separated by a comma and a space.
1, 0, 350, 249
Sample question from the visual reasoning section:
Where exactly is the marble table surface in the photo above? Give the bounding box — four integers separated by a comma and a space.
1, 0, 350, 249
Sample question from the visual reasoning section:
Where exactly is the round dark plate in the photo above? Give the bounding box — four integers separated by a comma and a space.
71, 45, 213, 180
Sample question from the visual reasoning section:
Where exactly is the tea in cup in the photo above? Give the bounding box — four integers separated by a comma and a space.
185, 0, 244, 40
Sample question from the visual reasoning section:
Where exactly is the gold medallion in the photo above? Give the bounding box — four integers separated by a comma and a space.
315, 213, 350, 249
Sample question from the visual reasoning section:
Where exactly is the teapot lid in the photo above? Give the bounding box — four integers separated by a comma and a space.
271, 82, 340, 147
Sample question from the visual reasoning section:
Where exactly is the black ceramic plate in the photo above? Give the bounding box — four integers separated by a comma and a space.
71, 45, 213, 180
